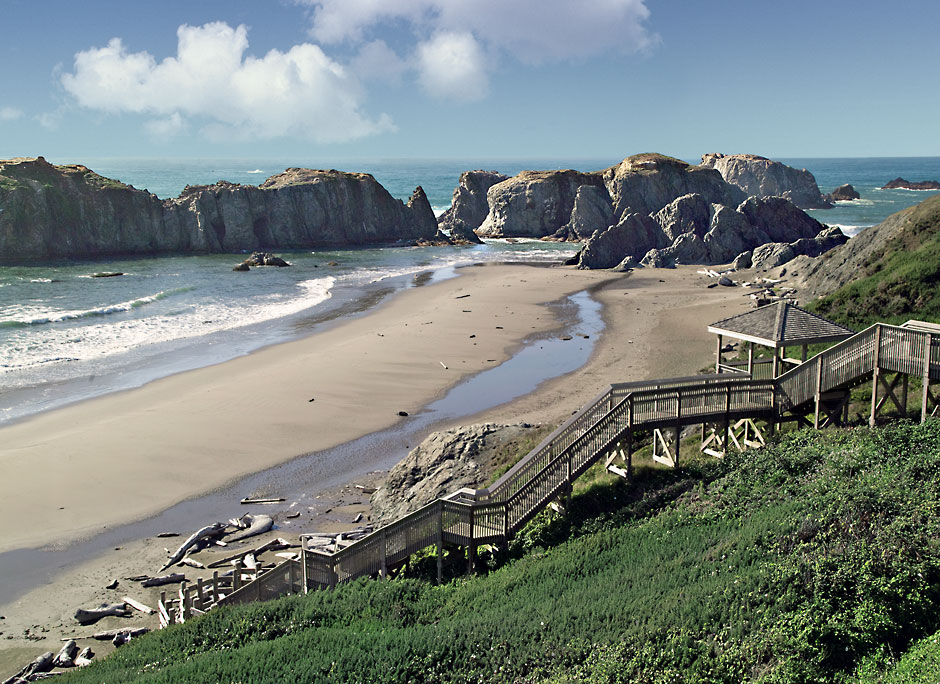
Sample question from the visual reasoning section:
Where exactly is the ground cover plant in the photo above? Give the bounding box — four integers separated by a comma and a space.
61, 422, 940, 683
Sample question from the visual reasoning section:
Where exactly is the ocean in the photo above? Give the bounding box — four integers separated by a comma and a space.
1, 156, 938, 425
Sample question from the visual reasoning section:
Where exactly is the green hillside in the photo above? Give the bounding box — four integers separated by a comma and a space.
810, 194, 940, 328
61, 422, 940, 683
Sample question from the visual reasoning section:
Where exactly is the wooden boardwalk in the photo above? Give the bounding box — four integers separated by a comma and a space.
172, 321, 940, 614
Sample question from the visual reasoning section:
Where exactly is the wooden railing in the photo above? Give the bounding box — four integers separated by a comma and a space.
220, 321, 940, 606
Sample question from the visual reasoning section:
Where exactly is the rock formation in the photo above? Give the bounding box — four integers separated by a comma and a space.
477, 170, 607, 238
700, 153, 832, 209
824, 184, 860, 202
0, 158, 440, 261
881, 178, 940, 191
370, 423, 539, 525
437, 170, 508, 244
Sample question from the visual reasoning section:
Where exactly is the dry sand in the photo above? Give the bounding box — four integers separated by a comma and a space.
0, 263, 751, 677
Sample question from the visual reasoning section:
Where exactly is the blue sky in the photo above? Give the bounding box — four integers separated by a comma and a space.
1, 0, 938, 160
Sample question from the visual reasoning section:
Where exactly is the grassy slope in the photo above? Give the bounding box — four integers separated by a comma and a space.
809, 194, 940, 328
61, 422, 940, 684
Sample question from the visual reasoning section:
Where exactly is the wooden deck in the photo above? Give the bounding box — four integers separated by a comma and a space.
181, 321, 940, 615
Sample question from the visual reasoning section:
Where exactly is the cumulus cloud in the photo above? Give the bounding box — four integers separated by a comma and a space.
351, 40, 408, 83
300, 0, 655, 101
416, 32, 488, 101
0, 106, 24, 121
60, 22, 393, 143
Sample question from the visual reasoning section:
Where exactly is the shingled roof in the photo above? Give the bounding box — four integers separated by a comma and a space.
707, 301, 854, 348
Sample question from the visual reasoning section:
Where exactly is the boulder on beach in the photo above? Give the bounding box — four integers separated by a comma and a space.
371, 423, 541, 524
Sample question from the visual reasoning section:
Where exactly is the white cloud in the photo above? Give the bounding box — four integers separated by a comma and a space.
60, 22, 393, 143
298, 0, 655, 100
351, 40, 408, 83
0, 106, 24, 121
416, 32, 488, 101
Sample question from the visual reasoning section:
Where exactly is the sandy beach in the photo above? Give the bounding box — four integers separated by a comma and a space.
0, 263, 750, 676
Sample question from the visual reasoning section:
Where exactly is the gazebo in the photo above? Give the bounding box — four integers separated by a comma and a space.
708, 301, 855, 378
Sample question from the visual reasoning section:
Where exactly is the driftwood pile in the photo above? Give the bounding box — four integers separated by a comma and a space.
698, 269, 798, 307
302, 526, 374, 553
2, 641, 99, 684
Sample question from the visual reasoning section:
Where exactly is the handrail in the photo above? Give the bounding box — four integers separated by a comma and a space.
224, 320, 940, 604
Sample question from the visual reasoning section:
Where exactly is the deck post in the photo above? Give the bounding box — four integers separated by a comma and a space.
902, 373, 910, 417
814, 358, 824, 429
801, 344, 808, 363
436, 504, 443, 584
716, 335, 723, 373
195, 577, 205, 610
160, 591, 169, 625
748, 344, 754, 375
233, 559, 242, 591
870, 325, 883, 427
301, 549, 309, 594
772, 347, 780, 378
467, 505, 476, 575
212, 571, 219, 604
923, 332, 932, 423
626, 431, 634, 478
329, 558, 337, 589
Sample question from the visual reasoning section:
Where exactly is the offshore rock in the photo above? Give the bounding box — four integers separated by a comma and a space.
701, 153, 832, 209
477, 170, 608, 238
437, 170, 508, 243
371, 423, 539, 525
881, 178, 940, 190
602, 153, 745, 218
824, 184, 860, 202
0, 159, 440, 260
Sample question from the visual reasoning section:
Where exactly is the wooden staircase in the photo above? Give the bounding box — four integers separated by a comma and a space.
178, 321, 939, 616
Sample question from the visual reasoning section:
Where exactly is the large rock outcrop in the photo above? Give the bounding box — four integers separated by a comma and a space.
437, 170, 508, 244
700, 153, 832, 209
0, 158, 440, 261
370, 423, 540, 525
577, 192, 838, 270
477, 170, 608, 238
881, 178, 940, 191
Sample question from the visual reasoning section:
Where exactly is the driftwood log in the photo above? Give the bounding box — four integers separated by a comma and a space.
74, 603, 130, 625
4, 651, 54, 683
225, 514, 273, 543
141, 573, 186, 587
161, 522, 227, 571
52, 640, 78, 668
206, 538, 292, 569
90, 627, 149, 641
74, 647, 95, 667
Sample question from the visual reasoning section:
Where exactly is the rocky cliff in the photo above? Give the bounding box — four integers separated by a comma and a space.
436, 170, 508, 243
789, 193, 940, 302
700, 153, 831, 209
0, 158, 440, 261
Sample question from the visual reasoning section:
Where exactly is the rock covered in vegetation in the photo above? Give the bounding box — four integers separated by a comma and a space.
700, 152, 832, 209
436, 170, 508, 243
371, 423, 539, 524
0, 158, 440, 260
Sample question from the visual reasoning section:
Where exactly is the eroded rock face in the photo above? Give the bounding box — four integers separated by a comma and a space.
736, 195, 826, 243
577, 212, 665, 269
556, 185, 614, 240
370, 423, 539, 525
0, 159, 440, 260
603, 153, 745, 218
437, 170, 508, 243
703, 205, 770, 264
652, 193, 712, 242
701, 153, 832, 209
477, 170, 607, 238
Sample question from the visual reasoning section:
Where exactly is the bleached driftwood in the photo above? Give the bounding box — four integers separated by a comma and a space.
52, 640, 78, 668
90, 627, 149, 641
141, 573, 186, 587
121, 596, 155, 615
74, 647, 95, 667
206, 537, 292, 569
180, 557, 205, 569
240, 497, 284, 505
11, 651, 54, 680
225, 513, 273, 543
161, 522, 227, 571
74, 603, 130, 625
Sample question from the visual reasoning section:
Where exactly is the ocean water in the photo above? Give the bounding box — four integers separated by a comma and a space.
1, 156, 938, 425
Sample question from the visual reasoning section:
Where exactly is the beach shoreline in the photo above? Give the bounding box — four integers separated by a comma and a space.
0, 262, 750, 677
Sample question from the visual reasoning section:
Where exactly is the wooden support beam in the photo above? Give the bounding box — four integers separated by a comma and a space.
716, 334, 723, 373
923, 333, 932, 423
871, 325, 883, 427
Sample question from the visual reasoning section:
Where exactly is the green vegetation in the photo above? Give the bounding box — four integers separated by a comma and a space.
62, 422, 940, 683
810, 194, 940, 329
